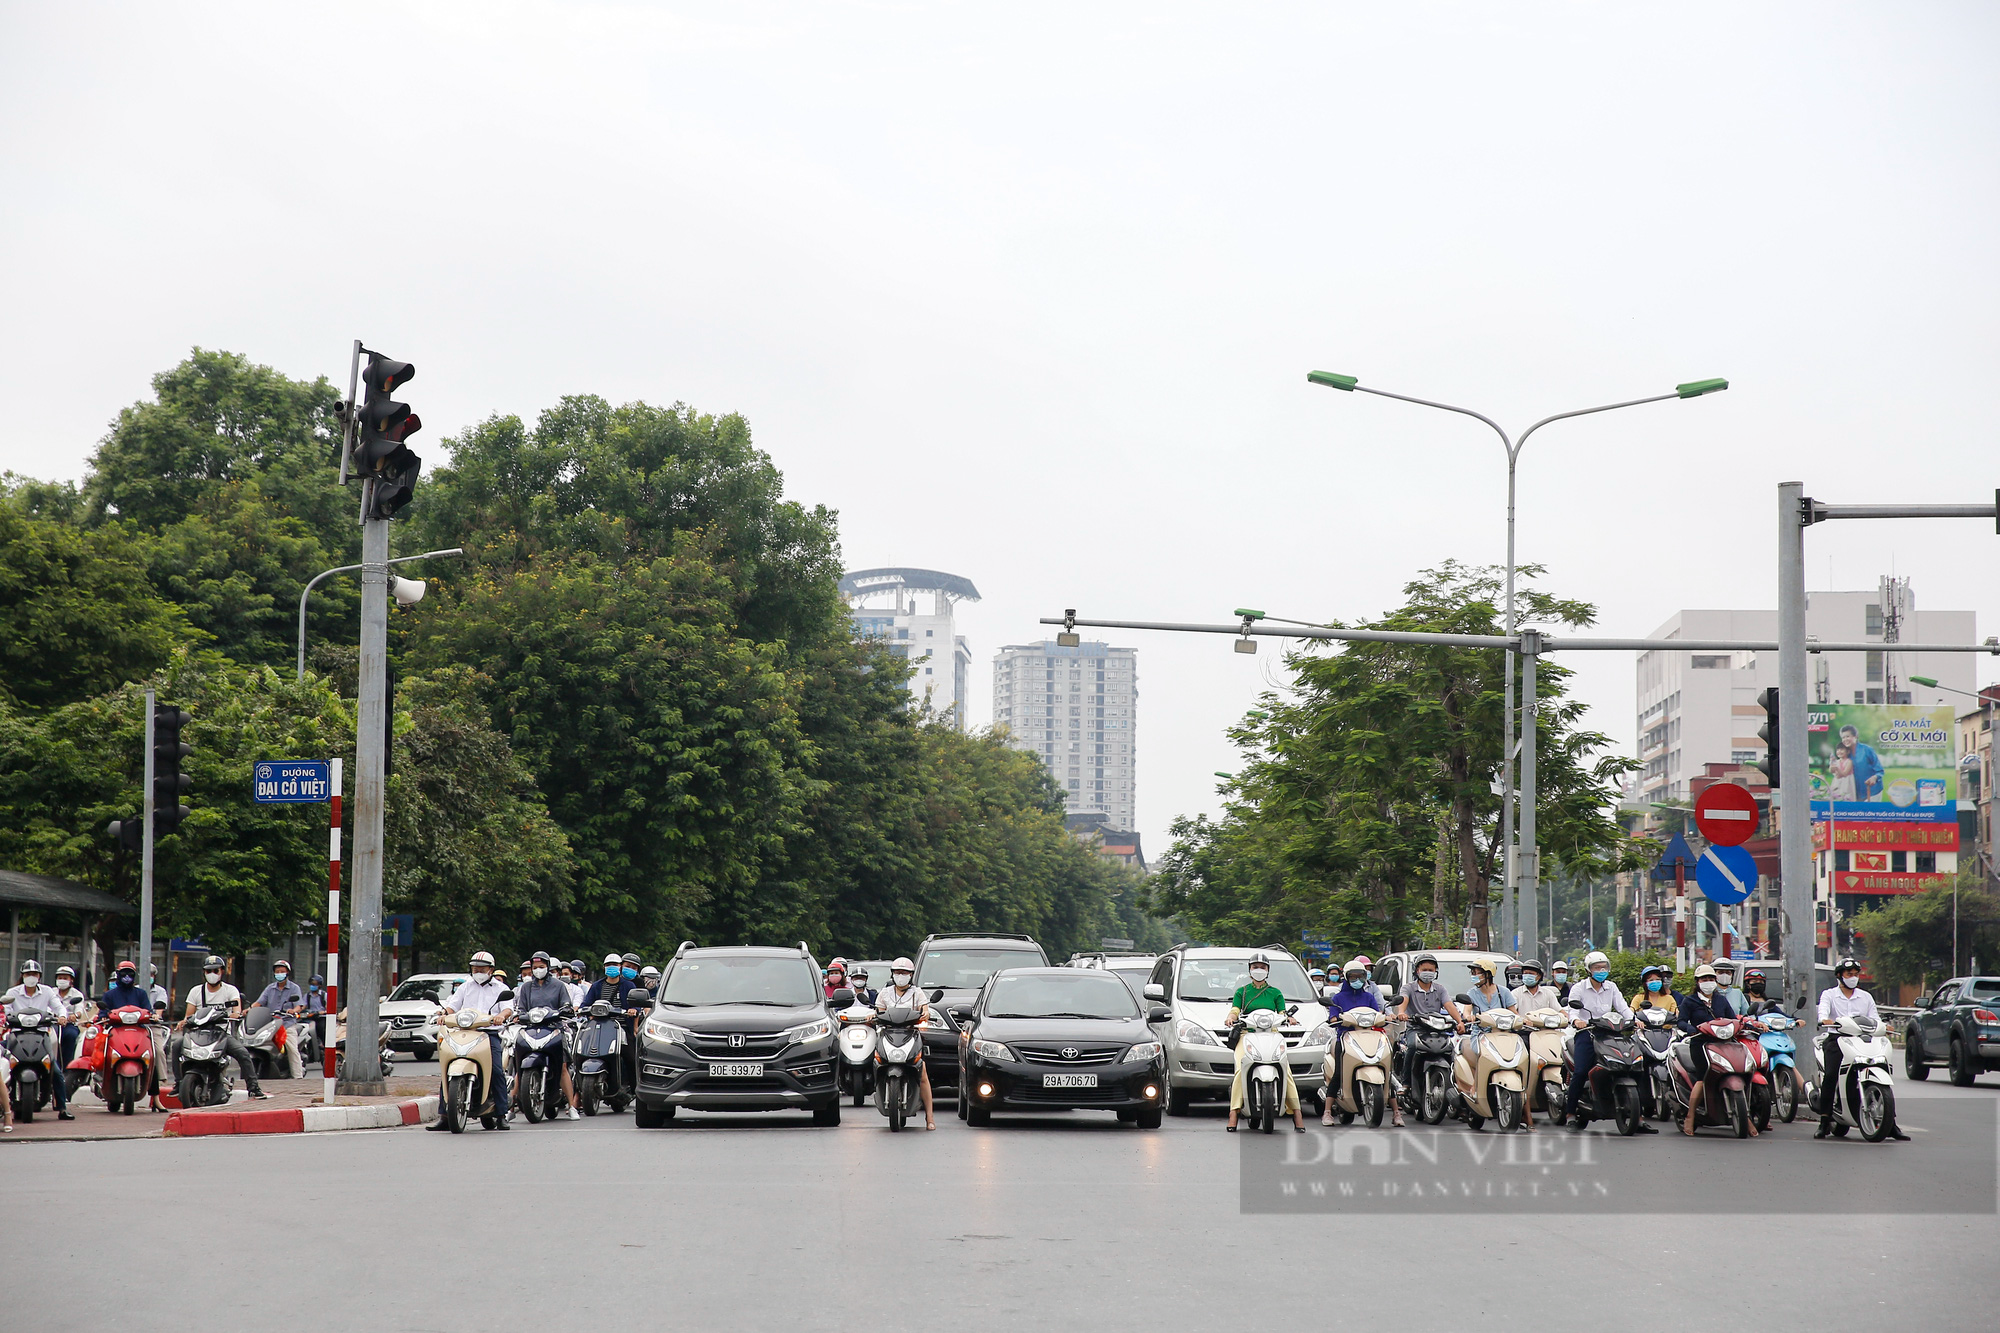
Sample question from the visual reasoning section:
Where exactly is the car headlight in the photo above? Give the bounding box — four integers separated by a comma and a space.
644, 1018, 691, 1045
1306, 1023, 1334, 1048
1123, 1041, 1164, 1063
782, 1017, 833, 1046
970, 1038, 1016, 1061
1175, 1019, 1219, 1047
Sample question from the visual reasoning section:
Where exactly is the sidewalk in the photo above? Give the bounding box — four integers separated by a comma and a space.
2, 1077, 437, 1143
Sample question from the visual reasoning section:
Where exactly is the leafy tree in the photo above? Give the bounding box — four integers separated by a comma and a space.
1851, 875, 2000, 989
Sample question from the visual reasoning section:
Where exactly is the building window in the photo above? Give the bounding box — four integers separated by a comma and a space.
1834, 850, 1849, 871
1865, 603, 1883, 635
1891, 850, 1907, 873
1866, 651, 1883, 682
1916, 852, 1937, 872
1691, 655, 1730, 670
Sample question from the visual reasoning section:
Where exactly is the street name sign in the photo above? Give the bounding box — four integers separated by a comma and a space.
253, 760, 331, 804
1693, 783, 1759, 847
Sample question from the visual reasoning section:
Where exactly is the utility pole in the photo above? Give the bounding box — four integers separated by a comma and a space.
1776, 482, 1816, 1075
139, 688, 156, 1001
1518, 630, 1541, 965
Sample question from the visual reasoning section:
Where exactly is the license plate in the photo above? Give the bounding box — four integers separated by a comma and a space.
1042, 1073, 1097, 1088
707, 1062, 763, 1078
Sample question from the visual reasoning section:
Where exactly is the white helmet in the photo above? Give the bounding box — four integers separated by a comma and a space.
889, 957, 915, 983
469, 950, 495, 968
1583, 950, 1609, 968
1341, 956, 1370, 978
603, 953, 622, 968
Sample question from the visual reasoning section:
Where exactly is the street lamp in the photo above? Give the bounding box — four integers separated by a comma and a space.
1307, 370, 1728, 963
297, 548, 465, 681
1911, 672, 1997, 977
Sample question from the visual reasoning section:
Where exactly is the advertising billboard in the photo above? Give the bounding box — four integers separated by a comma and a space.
1807, 703, 1957, 824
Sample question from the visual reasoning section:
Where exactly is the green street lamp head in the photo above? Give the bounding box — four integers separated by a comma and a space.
1234, 608, 1266, 620
1675, 378, 1729, 398
1306, 371, 1358, 391
1910, 675, 1939, 688
1214, 772, 1233, 779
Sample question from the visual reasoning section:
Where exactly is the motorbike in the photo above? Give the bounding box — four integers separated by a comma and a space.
1669, 1015, 1770, 1139
1234, 1008, 1290, 1134
836, 1002, 879, 1107
1521, 1009, 1569, 1119
436, 1009, 504, 1133
4, 1010, 59, 1121
1398, 1012, 1459, 1125
176, 1004, 238, 1108
65, 1011, 103, 1100
872, 1003, 925, 1131
1809, 1013, 1900, 1142
1561, 1005, 1648, 1136
570, 999, 630, 1116
100, 1005, 158, 1115
1755, 1011, 1802, 1125
1319, 1008, 1392, 1127
333, 1016, 395, 1082
513, 1005, 571, 1123
1451, 1005, 1529, 1132
239, 1003, 301, 1080
1635, 1007, 1679, 1121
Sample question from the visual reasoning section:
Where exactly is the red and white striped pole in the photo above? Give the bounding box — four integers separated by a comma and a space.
324, 757, 342, 1105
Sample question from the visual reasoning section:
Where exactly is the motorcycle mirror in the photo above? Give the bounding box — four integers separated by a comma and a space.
1454, 993, 1473, 1006
1318, 986, 1336, 1002
929, 989, 945, 1004
1566, 998, 1585, 1009
827, 988, 856, 1009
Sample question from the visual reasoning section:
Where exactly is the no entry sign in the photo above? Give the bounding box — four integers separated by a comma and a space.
1694, 783, 1759, 847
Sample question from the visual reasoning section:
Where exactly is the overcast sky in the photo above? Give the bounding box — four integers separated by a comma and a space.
6, 2, 1998, 862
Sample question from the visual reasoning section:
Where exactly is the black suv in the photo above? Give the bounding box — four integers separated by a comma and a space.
912, 932, 1049, 1091
952, 967, 1169, 1127
1905, 975, 2000, 1086
634, 943, 842, 1126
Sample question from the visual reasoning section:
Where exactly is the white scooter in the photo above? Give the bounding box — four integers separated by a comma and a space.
836, 1002, 878, 1107
1238, 1008, 1290, 1134
1809, 1013, 1900, 1142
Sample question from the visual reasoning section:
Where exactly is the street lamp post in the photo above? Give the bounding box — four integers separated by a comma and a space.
297, 548, 464, 681
1307, 371, 1727, 964
1910, 673, 1997, 976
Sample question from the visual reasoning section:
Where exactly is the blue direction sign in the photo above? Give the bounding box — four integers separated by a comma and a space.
1695, 844, 1758, 906
253, 760, 331, 804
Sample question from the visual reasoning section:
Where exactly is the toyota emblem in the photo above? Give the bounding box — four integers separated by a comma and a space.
729, 1033, 744, 1048
1061, 1046, 1079, 1060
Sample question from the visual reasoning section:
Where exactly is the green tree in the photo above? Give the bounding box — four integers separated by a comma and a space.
1851, 875, 2000, 989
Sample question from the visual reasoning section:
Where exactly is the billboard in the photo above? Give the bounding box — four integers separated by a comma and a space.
1807, 704, 1957, 824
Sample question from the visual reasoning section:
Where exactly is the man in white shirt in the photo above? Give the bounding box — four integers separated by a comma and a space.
4, 960, 77, 1119
1509, 962, 1564, 1015
1814, 956, 1901, 1138
873, 957, 936, 1131
429, 950, 513, 1130
174, 956, 265, 1100
1562, 951, 1648, 1131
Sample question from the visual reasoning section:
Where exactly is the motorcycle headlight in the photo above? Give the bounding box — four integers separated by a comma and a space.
781, 1017, 833, 1046
970, 1038, 1016, 1061
644, 1018, 691, 1045
1175, 1019, 1219, 1047
1123, 1041, 1164, 1063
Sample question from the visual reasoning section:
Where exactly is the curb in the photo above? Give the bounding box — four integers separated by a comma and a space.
163, 1095, 437, 1138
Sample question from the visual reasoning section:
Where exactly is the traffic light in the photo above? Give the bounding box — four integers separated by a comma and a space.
153, 704, 192, 834
354, 351, 422, 520
1755, 687, 1781, 788
106, 816, 143, 853
367, 444, 421, 521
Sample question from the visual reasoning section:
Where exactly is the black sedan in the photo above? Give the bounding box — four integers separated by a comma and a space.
950, 967, 1171, 1128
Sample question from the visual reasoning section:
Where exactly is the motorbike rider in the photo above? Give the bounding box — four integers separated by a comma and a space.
1462, 957, 1513, 1025
1510, 960, 1562, 1015
825, 959, 850, 1000
252, 960, 308, 1079
4, 960, 76, 1120
1391, 951, 1466, 1120
564, 961, 587, 1009
511, 951, 581, 1121
428, 951, 513, 1130
1674, 962, 1745, 1137
1225, 952, 1307, 1134
1632, 964, 1679, 1017
1320, 955, 1394, 1127
847, 967, 877, 1007
51, 965, 91, 1082
1548, 959, 1571, 993
305, 974, 327, 1017
638, 965, 660, 993
1562, 950, 1652, 1132
579, 953, 640, 1098
1741, 968, 1778, 1015
175, 955, 266, 1101
1813, 957, 1904, 1139
874, 958, 937, 1130
1504, 963, 1525, 991
99, 959, 152, 1018
1713, 959, 1748, 1017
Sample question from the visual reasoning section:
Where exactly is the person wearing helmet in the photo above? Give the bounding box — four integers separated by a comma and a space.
305, 973, 328, 1017
1712, 959, 1748, 1016
638, 965, 660, 991
1504, 962, 1524, 990
99, 959, 152, 1019
1561, 951, 1645, 1132
1226, 952, 1306, 1133
563, 961, 587, 1009
1509, 959, 1558, 1013
1632, 964, 1678, 1018
512, 951, 580, 1121
847, 966, 876, 1007
5, 959, 79, 1119
1740, 968, 1777, 1015
430, 951, 513, 1130
824, 960, 850, 1001
1813, 956, 1899, 1138
620, 953, 643, 985
875, 958, 937, 1129
1674, 962, 1745, 1136
1548, 958, 1572, 994
253, 961, 309, 1079
1462, 958, 1513, 1026
1320, 956, 1396, 1127
174, 955, 266, 1103
581, 954, 643, 1101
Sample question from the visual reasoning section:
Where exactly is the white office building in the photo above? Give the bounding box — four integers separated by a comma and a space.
841, 568, 980, 728
1635, 579, 1976, 804
992, 640, 1138, 829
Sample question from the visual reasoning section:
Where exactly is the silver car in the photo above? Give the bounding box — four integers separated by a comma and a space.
1142, 945, 1326, 1115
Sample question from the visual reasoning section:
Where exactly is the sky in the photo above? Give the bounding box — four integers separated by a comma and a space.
5, 2, 1999, 863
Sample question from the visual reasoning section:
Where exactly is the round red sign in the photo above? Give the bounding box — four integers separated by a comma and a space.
1694, 782, 1760, 847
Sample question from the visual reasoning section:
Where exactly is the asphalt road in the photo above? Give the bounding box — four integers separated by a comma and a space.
6, 1076, 1995, 1326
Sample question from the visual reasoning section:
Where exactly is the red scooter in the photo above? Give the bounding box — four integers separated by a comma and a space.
99, 1006, 159, 1115
66, 1013, 104, 1100
1669, 1015, 1769, 1138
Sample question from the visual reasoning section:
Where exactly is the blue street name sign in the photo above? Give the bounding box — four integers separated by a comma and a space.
1695, 844, 1758, 906
253, 760, 331, 804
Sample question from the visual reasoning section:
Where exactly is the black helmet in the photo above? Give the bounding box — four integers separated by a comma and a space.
202, 955, 225, 971
1504, 963, 1524, 986
1248, 952, 1272, 967
532, 950, 552, 964
620, 952, 641, 969
1835, 956, 1861, 977
1413, 952, 1438, 970
570, 959, 585, 975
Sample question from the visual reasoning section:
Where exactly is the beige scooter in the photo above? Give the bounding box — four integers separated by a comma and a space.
435, 1010, 503, 1133
1451, 1007, 1530, 1132
1522, 1008, 1569, 1120
1321, 1008, 1393, 1127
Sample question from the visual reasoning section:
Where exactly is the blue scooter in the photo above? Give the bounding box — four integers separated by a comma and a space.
1754, 1010, 1802, 1126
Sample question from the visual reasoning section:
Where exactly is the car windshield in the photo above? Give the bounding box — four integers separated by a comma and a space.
658, 956, 818, 1007
388, 979, 458, 1004
1106, 967, 1152, 1000
916, 948, 1043, 989
1176, 957, 1315, 1004
986, 972, 1139, 1019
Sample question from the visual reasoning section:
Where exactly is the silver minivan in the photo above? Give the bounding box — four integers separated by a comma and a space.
1142, 945, 1327, 1115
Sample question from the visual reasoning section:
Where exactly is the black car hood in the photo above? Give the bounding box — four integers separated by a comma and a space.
974, 1014, 1152, 1045
654, 1002, 823, 1035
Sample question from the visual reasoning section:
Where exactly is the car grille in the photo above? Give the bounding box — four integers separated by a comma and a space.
685, 1076, 789, 1094
390, 1015, 427, 1029
1012, 1043, 1124, 1067
1014, 1083, 1124, 1103
685, 1035, 788, 1059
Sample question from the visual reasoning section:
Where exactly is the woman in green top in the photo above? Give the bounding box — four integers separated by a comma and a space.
1224, 953, 1306, 1133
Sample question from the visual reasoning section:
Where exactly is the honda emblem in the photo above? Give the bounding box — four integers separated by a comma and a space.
729, 1033, 744, 1048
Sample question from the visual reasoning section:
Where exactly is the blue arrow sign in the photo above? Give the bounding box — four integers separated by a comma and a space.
253, 760, 331, 804
1695, 844, 1758, 906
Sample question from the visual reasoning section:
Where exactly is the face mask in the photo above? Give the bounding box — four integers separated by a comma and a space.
1646, 979, 1663, 992
623, 966, 638, 980
1552, 972, 1567, 983
1347, 977, 1366, 990
472, 971, 491, 983
275, 972, 289, 983
1522, 977, 1540, 990
22, 977, 38, 989
1416, 971, 1437, 984
1248, 968, 1269, 982
892, 974, 912, 988
118, 973, 135, 986
1590, 970, 1609, 983
1698, 980, 1717, 995
56, 979, 71, 991
1841, 975, 1859, 989
1747, 984, 1764, 996
533, 967, 548, 980
204, 971, 222, 984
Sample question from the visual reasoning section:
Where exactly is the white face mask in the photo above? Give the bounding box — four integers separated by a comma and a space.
1416, 971, 1437, 984
892, 973, 912, 988
204, 971, 222, 984
1698, 980, 1717, 995
1248, 968, 1269, 982
21, 977, 38, 989
472, 970, 491, 983
1841, 975, 1859, 989
533, 967, 548, 980
56, 979, 71, 991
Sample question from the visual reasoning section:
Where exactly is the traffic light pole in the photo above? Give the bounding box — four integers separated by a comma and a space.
342, 497, 389, 1092
1776, 483, 1815, 1058
139, 687, 156, 999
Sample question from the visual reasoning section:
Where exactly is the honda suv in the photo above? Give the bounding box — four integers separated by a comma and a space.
912, 933, 1049, 1091
1143, 945, 1326, 1115
634, 943, 842, 1127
